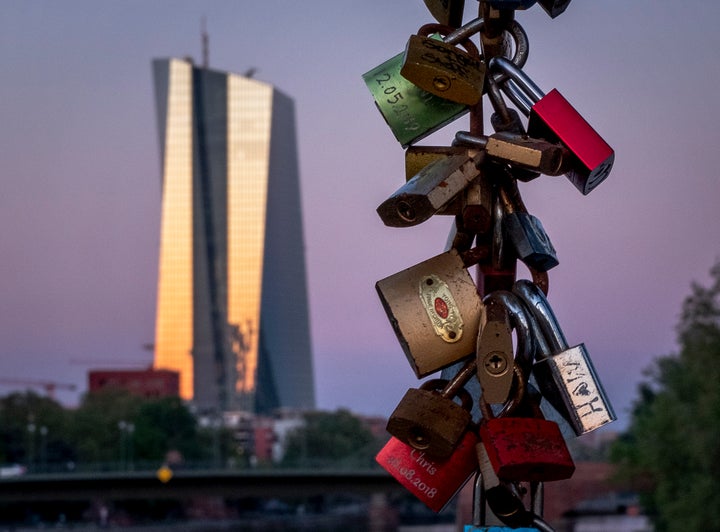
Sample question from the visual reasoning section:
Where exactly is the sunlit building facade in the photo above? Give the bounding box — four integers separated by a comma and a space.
152, 58, 315, 414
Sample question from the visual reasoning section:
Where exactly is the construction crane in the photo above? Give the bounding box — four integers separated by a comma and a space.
0, 378, 77, 400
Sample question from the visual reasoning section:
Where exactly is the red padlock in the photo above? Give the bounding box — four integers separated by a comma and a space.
376, 430, 478, 512
490, 56, 614, 195
478, 396, 575, 483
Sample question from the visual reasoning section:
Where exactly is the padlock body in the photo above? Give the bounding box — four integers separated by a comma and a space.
378, 152, 481, 227
387, 387, 472, 459
503, 212, 559, 272
528, 89, 614, 195
377, 249, 483, 377
363, 50, 467, 147
401, 35, 485, 105
486, 133, 567, 176
376, 431, 478, 512
479, 417, 575, 481
533, 344, 616, 435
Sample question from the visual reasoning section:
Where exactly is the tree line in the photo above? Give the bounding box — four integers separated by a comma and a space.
0, 389, 383, 473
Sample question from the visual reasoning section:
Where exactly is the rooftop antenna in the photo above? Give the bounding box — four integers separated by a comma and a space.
201, 16, 209, 68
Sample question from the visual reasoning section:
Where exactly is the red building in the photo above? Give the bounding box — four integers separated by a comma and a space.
88, 368, 179, 398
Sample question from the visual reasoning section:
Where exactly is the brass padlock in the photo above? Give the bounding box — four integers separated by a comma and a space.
377, 149, 484, 227
362, 18, 528, 147
401, 24, 485, 106
376, 247, 487, 378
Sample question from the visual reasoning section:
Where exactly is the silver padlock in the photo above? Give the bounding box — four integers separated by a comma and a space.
377, 149, 484, 227
512, 279, 616, 435
376, 247, 487, 378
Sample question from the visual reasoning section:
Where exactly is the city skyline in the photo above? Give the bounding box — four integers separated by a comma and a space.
152, 57, 315, 414
0, 2, 719, 430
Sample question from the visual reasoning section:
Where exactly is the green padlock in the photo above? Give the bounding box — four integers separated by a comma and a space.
363, 18, 529, 148
362, 33, 467, 148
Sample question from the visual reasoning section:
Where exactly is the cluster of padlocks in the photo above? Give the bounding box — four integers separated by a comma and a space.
362, 1, 617, 530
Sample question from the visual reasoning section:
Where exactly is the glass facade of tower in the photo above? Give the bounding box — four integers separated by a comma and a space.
152, 58, 315, 414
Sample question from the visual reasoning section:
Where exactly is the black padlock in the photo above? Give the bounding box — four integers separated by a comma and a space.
499, 176, 559, 272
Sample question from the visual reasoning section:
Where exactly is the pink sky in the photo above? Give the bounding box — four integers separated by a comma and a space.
1, 1, 719, 432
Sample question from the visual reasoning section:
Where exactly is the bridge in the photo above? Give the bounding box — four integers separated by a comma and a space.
0, 469, 406, 503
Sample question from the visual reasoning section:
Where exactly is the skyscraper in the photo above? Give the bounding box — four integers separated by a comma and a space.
152, 58, 315, 415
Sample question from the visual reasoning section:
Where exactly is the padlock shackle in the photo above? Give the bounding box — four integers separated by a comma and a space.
421, 378, 474, 412
533, 515, 557, 532
489, 56, 545, 104
453, 131, 488, 149
443, 17, 484, 46
487, 290, 534, 374
417, 23, 482, 58
512, 279, 569, 354
442, 18, 529, 70
471, 471, 486, 527
486, 73, 514, 123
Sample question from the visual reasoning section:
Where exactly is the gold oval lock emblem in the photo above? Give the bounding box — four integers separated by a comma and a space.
419, 274, 463, 343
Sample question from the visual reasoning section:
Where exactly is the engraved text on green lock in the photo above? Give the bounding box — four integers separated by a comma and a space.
362, 51, 467, 147
419, 274, 463, 343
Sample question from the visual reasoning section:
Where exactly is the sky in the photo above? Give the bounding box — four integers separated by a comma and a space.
1, 1, 719, 432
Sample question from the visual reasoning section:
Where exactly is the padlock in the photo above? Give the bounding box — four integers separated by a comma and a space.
498, 176, 559, 272
490, 56, 614, 195
477, 290, 535, 404
401, 24, 486, 105
537, 0, 572, 18
512, 279, 616, 435
474, 447, 556, 531
484, 75, 545, 184
362, 18, 485, 148
387, 358, 476, 459
463, 470, 542, 532
454, 131, 569, 177
423, 0, 465, 27
478, 395, 575, 482
376, 247, 488, 378
377, 149, 484, 227
363, 18, 528, 147
376, 430, 478, 512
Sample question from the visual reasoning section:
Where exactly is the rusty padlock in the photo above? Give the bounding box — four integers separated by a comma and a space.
477, 390, 575, 482
387, 358, 476, 459
401, 23, 486, 105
